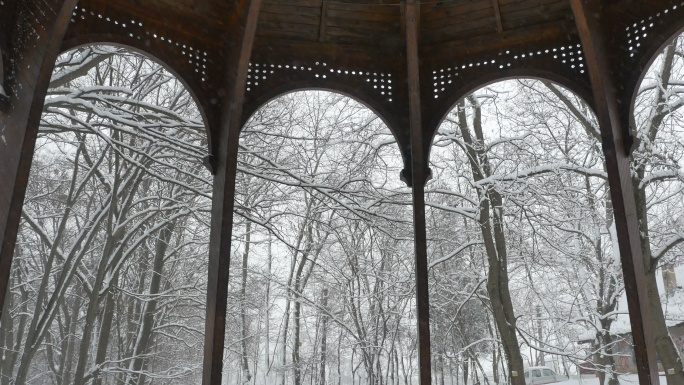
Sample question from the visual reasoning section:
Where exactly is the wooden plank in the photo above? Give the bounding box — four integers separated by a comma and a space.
260, 3, 320, 17
251, 38, 399, 67
502, 10, 570, 30
257, 19, 320, 35
202, 1, 262, 384
256, 28, 319, 42
501, 1, 570, 22
422, 0, 491, 18
568, 1, 659, 385
325, 32, 401, 47
326, 8, 400, 22
325, 17, 399, 33
499, 0, 568, 14
325, 25, 393, 39
426, 12, 496, 37
259, 10, 320, 25
405, 3, 432, 385
423, 8, 494, 30
421, 18, 576, 57
327, 2, 400, 15
262, 0, 322, 6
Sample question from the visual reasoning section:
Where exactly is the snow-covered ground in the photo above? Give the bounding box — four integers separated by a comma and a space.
557, 374, 665, 385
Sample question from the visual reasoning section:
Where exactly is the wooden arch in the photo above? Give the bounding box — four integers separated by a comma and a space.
242, 83, 411, 173
425, 68, 596, 160
625, 16, 684, 131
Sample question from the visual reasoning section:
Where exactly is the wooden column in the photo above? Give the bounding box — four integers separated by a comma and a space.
405, 2, 432, 384
202, 0, 262, 384
0, 0, 79, 320
570, 1, 658, 384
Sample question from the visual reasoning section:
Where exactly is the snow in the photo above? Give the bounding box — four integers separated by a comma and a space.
610, 265, 684, 335
556, 374, 666, 385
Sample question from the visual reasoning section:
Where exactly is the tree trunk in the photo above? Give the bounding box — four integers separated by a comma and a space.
92, 271, 119, 385
241, 220, 253, 383
293, 298, 303, 385
457, 98, 525, 385
122, 224, 174, 385
634, 176, 684, 385
319, 288, 330, 385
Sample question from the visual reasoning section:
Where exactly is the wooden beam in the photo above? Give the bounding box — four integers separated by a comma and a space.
202, 1, 262, 384
569, 1, 659, 384
405, 2, 432, 385
491, 0, 503, 33
0, 0, 79, 321
318, 1, 328, 42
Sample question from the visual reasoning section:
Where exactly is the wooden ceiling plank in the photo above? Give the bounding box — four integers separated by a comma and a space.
422, 1, 493, 21
501, 11, 570, 31
258, 20, 320, 34
327, 3, 400, 15
501, 1, 570, 21
260, 3, 321, 17
256, 29, 319, 41
421, 18, 576, 57
325, 34, 401, 47
262, 0, 321, 5
326, 8, 400, 22
325, 17, 399, 32
260, 11, 320, 25
426, 18, 496, 38
423, 8, 494, 30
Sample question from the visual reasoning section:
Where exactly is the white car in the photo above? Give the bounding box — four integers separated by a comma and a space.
524, 366, 559, 385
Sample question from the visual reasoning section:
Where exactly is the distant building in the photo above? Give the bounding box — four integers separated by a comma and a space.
579, 265, 684, 374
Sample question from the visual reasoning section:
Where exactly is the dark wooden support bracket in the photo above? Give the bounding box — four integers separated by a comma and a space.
405, 2, 432, 384
202, 1, 262, 384
569, 1, 659, 384
0, 0, 80, 321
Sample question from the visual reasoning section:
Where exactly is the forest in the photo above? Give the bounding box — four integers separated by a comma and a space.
0, 30, 683, 385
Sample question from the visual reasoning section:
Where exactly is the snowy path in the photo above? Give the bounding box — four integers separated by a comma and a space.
557, 374, 666, 385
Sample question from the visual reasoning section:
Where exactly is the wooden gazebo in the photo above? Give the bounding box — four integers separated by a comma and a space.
1, 0, 683, 384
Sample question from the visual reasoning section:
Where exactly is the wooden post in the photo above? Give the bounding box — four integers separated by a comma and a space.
202, 0, 262, 384
569, 1, 659, 384
405, 2, 432, 384
0, 0, 79, 320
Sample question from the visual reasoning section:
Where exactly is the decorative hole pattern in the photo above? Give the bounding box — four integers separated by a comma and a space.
246, 61, 394, 103
625, 2, 684, 59
71, 7, 209, 82
431, 44, 586, 99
